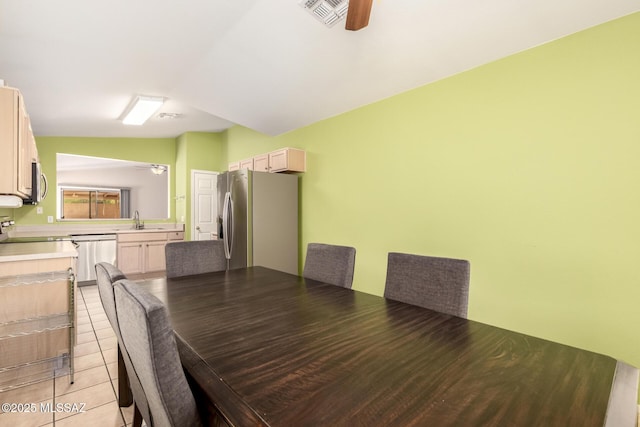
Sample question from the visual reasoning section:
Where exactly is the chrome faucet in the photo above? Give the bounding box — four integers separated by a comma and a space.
133, 210, 143, 230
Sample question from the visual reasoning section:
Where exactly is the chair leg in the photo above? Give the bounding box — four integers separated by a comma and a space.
133, 403, 143, 427
117, 345, 133, 407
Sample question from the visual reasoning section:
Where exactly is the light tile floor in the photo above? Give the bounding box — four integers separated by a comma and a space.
0, 285, 135, 426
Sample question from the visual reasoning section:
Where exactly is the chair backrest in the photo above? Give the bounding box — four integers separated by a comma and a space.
95, 262, 126, 329
303, 243, 356, 288
114, 280, 201, 427
165, 240, 226, 278
384, 252, 470, 318
95, 263, 151, 425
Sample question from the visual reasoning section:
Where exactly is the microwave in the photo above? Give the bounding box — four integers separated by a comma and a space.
23, 162, 48, 205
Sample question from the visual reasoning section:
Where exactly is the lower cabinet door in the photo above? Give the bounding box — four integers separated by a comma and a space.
117, 243, 144, 275
144, 241, 167, 273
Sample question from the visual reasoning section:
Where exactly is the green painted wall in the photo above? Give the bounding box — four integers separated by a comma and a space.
184, 132, 224, 172
224, 12, 640, 371
178, 132, 225, 240
175, 133, 188, 229
15, 136, 177, 225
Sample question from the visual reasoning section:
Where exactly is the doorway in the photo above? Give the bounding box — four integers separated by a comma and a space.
191, 170, 218, 240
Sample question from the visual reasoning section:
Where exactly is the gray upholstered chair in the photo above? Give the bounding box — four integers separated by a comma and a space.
302, 243, 357, 288
95, 262, 149, 427
384, 252, 470, 318
164, 240, 226, 278
114, 279, 202, 427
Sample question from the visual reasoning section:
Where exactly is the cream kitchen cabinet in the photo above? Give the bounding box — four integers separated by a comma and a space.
0, 241, 77, 391
253, 148, 306, 173
0, 86, 38, 199
230, 148, 306, 173
239, 158, 254, 170
116, 231, 184, 275
229, 157, 255, 171
268, 148, 306, 172
229, 148, 307, 172
253, 153, 269, 172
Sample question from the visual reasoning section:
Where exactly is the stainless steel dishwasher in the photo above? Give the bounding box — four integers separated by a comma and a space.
71, 234, 117, 283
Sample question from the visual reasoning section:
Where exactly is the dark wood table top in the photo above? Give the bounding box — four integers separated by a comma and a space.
136, 267, 638, 427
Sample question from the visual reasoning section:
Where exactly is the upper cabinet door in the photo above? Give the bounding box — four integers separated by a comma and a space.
268, 148, 306, 173
230, 148, 306, 174
239, 158, 254, 170
0, 87, 35, 199
253, 153, 269, 172
19, 111, 37, 196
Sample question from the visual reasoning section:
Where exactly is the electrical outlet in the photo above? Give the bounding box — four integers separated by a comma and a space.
47, 216, 53, 223
180, 215, 185, 223
36, 207, 43, 214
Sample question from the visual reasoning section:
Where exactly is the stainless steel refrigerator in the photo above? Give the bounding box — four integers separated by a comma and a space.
217, 170, 298, 275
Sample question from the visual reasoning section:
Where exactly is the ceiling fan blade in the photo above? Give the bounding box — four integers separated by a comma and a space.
345, 0, 373, 31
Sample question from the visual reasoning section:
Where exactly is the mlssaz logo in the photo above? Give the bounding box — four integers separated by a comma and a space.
40, 402, 87, 413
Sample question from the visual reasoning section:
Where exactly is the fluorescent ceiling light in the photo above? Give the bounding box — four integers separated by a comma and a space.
122, 95, 164, 125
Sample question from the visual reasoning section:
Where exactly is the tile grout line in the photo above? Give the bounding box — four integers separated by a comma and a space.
53, 286, 92, 425
52, 286, 123, 426
51, 286, 90, 426
81, 285, 129, 427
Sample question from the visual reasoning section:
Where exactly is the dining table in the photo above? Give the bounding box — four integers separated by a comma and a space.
135, 266, 638, 426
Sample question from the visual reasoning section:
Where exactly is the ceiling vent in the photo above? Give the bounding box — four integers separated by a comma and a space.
299, 0, 349, 28
157, 112, 183, 119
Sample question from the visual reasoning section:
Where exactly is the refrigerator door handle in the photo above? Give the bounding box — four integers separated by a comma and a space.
222, 191, 233, 259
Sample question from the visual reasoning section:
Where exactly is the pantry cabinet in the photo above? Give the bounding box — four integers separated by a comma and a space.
116, 231, 184, 275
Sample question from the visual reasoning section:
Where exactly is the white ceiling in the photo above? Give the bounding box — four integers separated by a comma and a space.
1, 1, 638, 138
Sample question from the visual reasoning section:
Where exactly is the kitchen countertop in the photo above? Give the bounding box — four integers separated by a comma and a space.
5, 223, 184, 238
0, 241, 78, 263
114, 228, 184, 234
